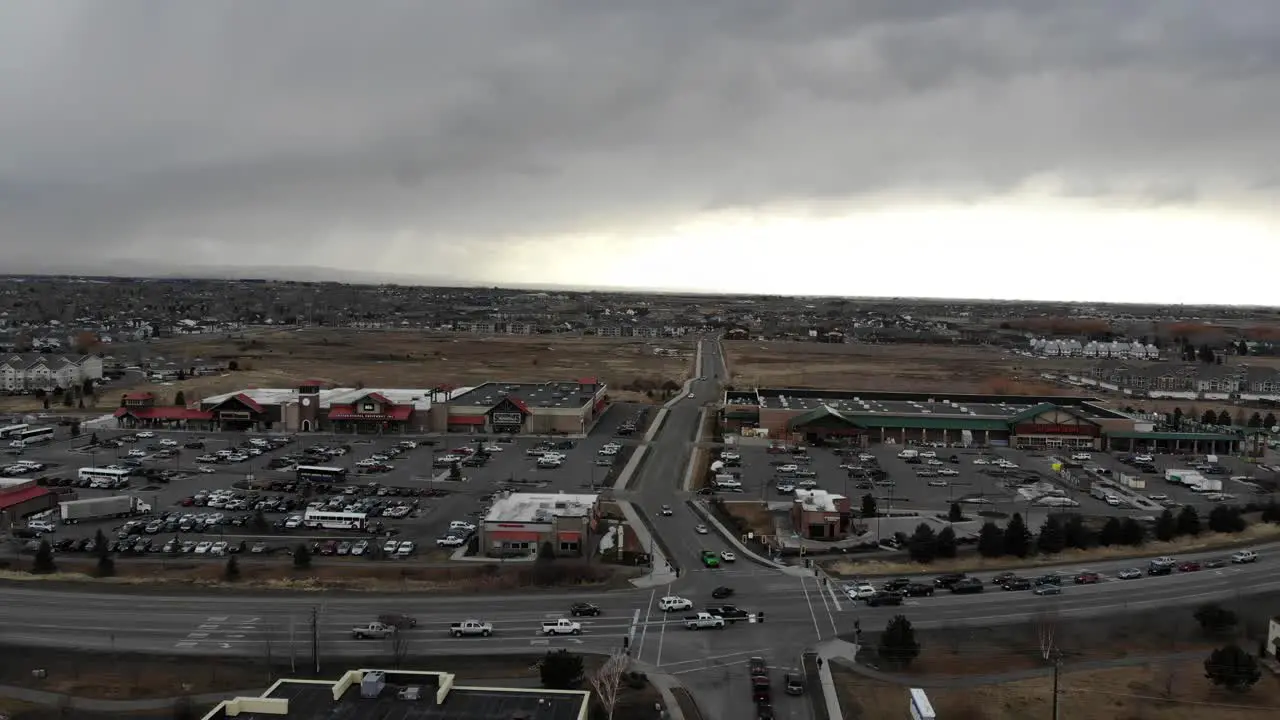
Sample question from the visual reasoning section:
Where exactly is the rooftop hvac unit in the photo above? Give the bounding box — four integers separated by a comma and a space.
360, 672, 386, 699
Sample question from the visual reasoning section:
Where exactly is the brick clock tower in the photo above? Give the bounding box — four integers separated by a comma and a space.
297, 381, 321, 432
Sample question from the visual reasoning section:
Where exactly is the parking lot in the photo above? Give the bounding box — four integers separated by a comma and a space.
712, 441, 1280, 524
4, 404, 646, 562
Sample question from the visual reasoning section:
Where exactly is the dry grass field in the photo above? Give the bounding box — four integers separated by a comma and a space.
832, 661, 1280, 720
722, 341, 1082, 393
1, 331, 694, 412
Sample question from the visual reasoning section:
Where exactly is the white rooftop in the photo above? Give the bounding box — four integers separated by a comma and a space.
202, 386, 476, 412
794, 488, 846, 513
484, 491, 598, 524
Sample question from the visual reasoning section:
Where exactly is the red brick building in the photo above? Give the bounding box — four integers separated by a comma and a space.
114, 392, 214, 429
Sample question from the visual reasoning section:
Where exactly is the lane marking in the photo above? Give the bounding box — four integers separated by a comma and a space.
825, 577, 844, 612
655, 582, 672, 667
799, 576, 823, 640
628, 609, 640, 654
816, 578, 839, 637
635, 589, 655, 662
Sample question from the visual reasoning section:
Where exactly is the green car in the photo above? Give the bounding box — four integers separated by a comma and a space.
701, 550, 720, 568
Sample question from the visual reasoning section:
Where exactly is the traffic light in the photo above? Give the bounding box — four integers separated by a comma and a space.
757, 610, 765, 623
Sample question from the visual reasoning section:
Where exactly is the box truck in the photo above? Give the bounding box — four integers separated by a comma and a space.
59, 496, 152, 524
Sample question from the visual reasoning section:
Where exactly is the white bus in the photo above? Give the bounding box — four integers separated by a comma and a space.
296, 465, 348, 483
78, 467, 134, 486
9, 426, 55, 447
303, 508, 367, 530
0, 424, 29, 439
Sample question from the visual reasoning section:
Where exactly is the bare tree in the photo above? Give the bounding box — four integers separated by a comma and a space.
1035, 610, 1059, 661
388, 628, 411, 669
587, 651, 630, 720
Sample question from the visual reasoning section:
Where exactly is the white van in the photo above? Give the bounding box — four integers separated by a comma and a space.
897, 449, 919, 459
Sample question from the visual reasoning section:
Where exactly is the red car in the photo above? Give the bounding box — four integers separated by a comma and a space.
1177, 561, 1202, 572
1074, 572, 1100, 584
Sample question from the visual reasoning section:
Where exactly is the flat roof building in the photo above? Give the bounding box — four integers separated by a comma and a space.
112, 378, 609, 436
480, 491, 599, 559
200, 668, 590, 720
724, 388, 1242, 454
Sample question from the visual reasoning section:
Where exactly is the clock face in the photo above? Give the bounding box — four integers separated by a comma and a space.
301, 397, 311, 407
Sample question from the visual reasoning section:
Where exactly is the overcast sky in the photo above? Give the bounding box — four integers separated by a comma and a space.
2, 1, 1279, 304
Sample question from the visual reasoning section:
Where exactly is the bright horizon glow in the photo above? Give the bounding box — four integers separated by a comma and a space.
518, 198, 1280, 305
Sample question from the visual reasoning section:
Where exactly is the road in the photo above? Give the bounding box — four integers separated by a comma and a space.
3, 337, 1280, 720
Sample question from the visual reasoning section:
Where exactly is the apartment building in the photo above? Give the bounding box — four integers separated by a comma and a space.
0, 353, 103, 393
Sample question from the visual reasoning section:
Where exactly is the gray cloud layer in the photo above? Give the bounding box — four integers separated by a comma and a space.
2, 1, 1278, 281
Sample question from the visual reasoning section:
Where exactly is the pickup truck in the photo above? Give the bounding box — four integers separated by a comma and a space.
683, 612, 726, 630
541, 619, 582, 636
706, 605, 749, 622
449, 620, 493, 637
351, 622, 396, 639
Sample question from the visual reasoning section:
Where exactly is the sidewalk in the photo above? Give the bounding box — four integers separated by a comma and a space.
620, 501, 677, 588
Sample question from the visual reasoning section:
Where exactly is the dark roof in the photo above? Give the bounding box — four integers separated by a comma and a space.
849, 415, 1011, 431
220, 672, 589, 720
788, 404, 861, 429
1104, 431, 1240, 441
450, 382, 598, 409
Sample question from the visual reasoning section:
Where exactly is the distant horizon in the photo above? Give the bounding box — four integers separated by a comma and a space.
3, 266, 1278, 310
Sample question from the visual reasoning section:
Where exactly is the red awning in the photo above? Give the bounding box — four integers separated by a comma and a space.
577, 377, 598, 385
448, 415, 486, 426
557, 531, 582, 541
0, 485, 50, 510
486, 531, 541, 542
122, 392, 154, 401
361, 392, 392, 405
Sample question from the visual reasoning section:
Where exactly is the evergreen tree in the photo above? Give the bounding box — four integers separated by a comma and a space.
860, 493, 878, 518
1200, 409, 1217, 425
1261, 502, 1280, 524
1264, 412, 1277, 429
977, 522, 1004, 558
878, 615, 921, 669
1036, 516, 1066, 555
32, 539, 56, 574
539, 649, 585, 689
1003, 513, 1032, 558
1063, 514, 1093, 549
93, 528, 110, 560
1217, 410, 1231, 426
1247, 412, 1263, 428
174, 390, 186, 406
292, 543, 312, 569
1209, 506, 1247, 534
1204, 645, 1261, 692
947, 502, 963, 523
224, 555, 241, 582
1155, 509, 1178, 542
1098, 517, 1123, 546
907, 523, 937, 563
935, 526, 958, 559
1177, 505, 1202, 536
95, 555, 115, 577
1120, 517, 1146, 546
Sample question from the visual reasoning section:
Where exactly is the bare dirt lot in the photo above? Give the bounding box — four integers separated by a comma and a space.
832, 660, 1280, 720
835, 592, 1280, 718
0, 331, 694, 412
723, 341, 1083, 393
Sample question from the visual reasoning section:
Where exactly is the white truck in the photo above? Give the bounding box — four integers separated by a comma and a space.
658, 596, 693, 612
59, 496, 152, 524
449, 620, 493, 637
683, 612, 726, 630
352, 622, 396, 639
540, 619, 582, 636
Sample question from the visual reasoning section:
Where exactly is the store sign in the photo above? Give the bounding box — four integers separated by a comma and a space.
1017, 423, 1097, 436
492, 412, 523, 425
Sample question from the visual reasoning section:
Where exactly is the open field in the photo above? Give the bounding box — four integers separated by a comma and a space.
0, 557, 636, 593
0, 331, 695, 412
832, 660, 1280, 720
722, 341, 1082, 393
823, 522, 1280, 577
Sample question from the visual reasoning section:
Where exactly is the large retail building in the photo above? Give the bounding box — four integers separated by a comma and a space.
112, 378, 608, 435
723, 387, 1242, 454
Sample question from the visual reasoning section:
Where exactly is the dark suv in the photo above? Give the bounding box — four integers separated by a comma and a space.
949, 578, 985, 594
933, 573, 967, 589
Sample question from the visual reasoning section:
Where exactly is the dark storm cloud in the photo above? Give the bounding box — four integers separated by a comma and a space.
1, 0, 1278, 274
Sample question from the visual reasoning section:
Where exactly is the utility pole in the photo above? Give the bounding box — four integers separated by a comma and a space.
310, 606, 320, 675
1050, 650, 1063, 720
